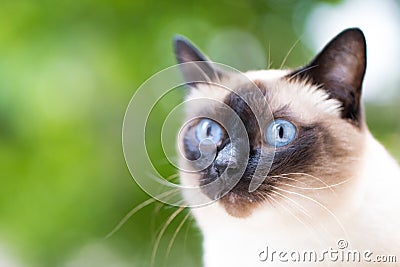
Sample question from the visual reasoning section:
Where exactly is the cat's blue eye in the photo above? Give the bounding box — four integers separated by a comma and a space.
265, 119, 296, 147
195, 119, 223, 145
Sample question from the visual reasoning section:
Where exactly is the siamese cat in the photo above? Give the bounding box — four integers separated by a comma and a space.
174, 28, 400, 266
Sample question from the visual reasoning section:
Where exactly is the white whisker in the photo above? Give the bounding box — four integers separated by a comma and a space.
164, 210, 191, 265
270, 189, 311, 218
279, 37, 302, 69
105, 189, 180, 239
279, 172, 339, 196
270, 185, 349, 241
151, 205, 186, 267
275, 178, 351, 191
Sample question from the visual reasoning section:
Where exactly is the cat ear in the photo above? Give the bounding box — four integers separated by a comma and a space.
173, 35, 225, 88
289, 28, 366, 126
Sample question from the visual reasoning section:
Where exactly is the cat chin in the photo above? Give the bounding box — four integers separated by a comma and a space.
218, 191, 259, 218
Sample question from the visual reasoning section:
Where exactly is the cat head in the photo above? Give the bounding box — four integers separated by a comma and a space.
174, 28, 367, 218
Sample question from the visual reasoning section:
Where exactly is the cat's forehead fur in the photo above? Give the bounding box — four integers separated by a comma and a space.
184, 69, 342, 123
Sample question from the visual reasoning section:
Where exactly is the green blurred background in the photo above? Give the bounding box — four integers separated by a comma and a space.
0, 0, 399, 266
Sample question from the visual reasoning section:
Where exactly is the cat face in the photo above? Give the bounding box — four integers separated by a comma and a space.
175, 29, 367, 218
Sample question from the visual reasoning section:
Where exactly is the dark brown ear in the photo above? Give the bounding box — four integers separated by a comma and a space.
288, 28, 367, 126
173, 35, 225, 88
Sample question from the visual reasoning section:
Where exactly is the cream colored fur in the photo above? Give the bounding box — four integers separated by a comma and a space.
179, 69, 400, 266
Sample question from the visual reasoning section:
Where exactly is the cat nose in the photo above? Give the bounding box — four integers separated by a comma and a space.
214, 143, 238, 175
213, 161, 227, 176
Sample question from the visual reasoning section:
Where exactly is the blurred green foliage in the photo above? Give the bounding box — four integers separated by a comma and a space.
0, 0, 398, 266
